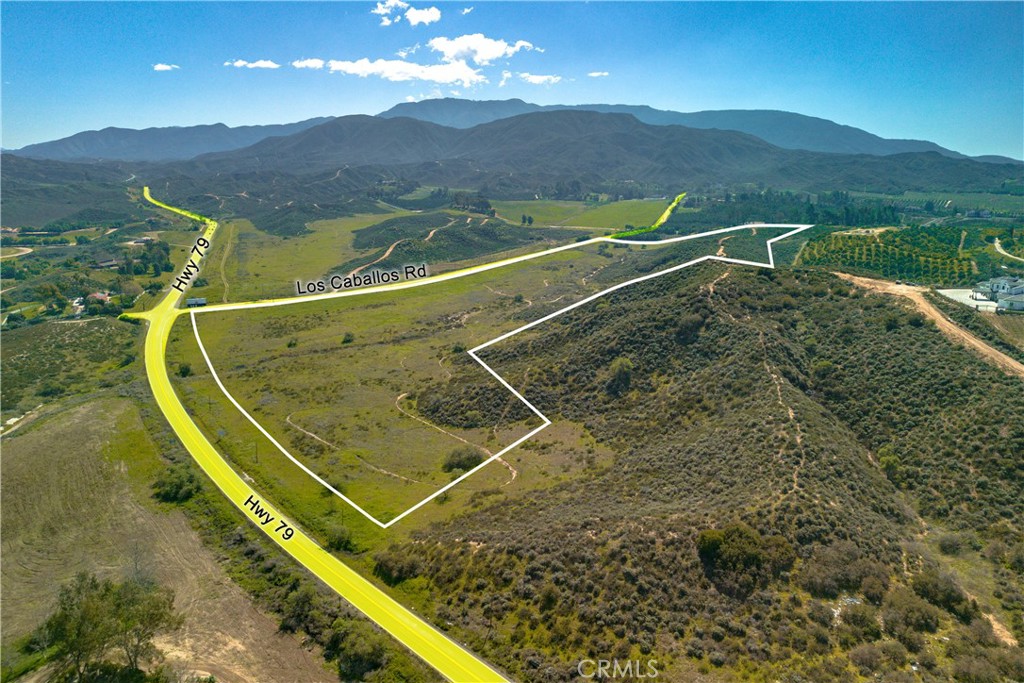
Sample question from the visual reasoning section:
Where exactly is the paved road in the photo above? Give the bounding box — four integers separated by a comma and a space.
132, 188, 508, 683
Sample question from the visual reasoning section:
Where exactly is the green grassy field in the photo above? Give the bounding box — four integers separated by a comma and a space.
187, 210, 415, 304
491, 198, 670, 230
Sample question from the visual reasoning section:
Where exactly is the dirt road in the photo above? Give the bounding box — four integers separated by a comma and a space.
995, 238, 1024, 264
836, 273, 1024, 379
0, 247, 33, 260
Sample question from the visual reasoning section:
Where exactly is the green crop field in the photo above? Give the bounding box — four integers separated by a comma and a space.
490, 199, 590, 226
567, 199, 669, 229
491, 198, 671, 231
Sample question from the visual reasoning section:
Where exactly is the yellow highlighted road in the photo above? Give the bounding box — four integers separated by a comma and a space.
130, 188, 507, 683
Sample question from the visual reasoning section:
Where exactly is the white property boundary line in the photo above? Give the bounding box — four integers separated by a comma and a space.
191, 223, 813, 528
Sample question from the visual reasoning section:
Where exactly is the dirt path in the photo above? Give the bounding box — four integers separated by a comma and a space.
218, 221, 235, 303
758, 329, 807, 494
484, 284, 532, 306
285, 414, 424, 484
995, 238, 1024, 263
394, 393, 517, 486
836, 273, 1024, 379
349, 239, 405, 277
0, 247, 33, 260
285, 413, 336, 448
716, 235, 734, 257
425, 217, 457, 242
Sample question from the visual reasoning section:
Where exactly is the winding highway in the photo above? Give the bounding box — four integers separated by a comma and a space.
131, 188, 508, 683
133, 187, 813, 681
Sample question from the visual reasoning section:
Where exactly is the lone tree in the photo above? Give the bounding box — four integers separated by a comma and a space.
43, 572, 183, 681
443, 445, 485, 473
113, 578, 183, 670
45, 573, 116, 683
606, 356, 634, 397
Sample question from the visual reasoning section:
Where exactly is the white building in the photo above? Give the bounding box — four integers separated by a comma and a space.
997, 293, 1024, 311
973, 276, 1024, 301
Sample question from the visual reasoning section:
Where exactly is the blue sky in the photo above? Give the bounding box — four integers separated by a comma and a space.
2, 1, 1022, 158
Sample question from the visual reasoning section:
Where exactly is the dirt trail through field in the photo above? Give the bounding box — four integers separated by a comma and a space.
348, 239, 405, 277
425, 217, 457, 242
218, 221, 235, 302
836, 273, 1024, 379
394, 393, 517, 485
286, 413, 424, 484
0, 247, 33, 259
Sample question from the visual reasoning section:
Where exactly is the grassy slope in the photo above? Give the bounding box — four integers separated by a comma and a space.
189, 209, 416, 304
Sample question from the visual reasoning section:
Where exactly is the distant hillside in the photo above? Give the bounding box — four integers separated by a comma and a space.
0, 155, 142, 226
187, 115, 462, 171
11, 117, 334, 162
179, 110, 1022, 195
379, 98, 1020, 164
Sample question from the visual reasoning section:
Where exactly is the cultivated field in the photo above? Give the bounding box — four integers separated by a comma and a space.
850, 190, 1024, 214
491, 199, 669, 230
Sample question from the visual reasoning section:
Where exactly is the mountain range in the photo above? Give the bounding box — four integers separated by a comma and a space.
380, 98, 1020, 163
176, 110, 1020, 195
4, 105, 1021, 229
10, 117, 332, 162
11, 98, 1019, 165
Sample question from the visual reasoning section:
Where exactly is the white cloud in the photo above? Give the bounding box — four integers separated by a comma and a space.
461, 6, 473, 14
327, 57, 485, 87
588, 71, 609, 78
450, 89, 461, 96
428, 34, 535, 66
371, 0, 408, 15
406, 95, 417, 102
292, 58, 326, 70
153, 63, 179, 71
379, 15, 394, 26
519, 72, 561, 86
405, 6, 441, 26
499, 70, 512, 87
396, 43, 421, 59
224, 59, 281, 69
